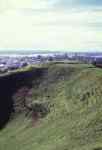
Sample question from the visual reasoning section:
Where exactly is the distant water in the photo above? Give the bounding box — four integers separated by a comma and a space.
0, 53, 56, 57
0, 51, 102, 57
0, 54, 38, 57
0, 50, 62, 57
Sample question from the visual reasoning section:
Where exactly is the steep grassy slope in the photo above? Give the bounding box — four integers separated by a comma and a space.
0, 65, 47, 129
0, 63, 102, 150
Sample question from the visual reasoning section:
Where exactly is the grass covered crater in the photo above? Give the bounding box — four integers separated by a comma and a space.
0, 62, 102, 150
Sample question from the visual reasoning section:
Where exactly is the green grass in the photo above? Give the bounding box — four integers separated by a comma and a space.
0, 63, 102, 150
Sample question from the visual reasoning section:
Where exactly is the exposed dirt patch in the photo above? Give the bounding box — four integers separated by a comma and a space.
0, 67, 47, 129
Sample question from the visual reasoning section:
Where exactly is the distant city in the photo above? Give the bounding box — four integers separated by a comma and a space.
0, 50, 102, 73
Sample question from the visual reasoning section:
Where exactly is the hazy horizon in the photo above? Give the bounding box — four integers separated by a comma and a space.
0, 0, 101, 52
0, 49, 102, 53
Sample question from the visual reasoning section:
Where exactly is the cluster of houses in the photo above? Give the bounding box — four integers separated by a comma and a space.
0, 56, 44, 73
0, 53, 72, 73
0, 52, 102, 73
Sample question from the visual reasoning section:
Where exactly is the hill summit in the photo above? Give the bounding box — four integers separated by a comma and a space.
0, 62, 102, 150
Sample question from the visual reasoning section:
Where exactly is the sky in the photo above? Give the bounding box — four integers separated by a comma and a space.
0, 0, 102, 52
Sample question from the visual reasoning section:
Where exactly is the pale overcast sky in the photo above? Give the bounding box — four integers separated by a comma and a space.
0, 0, 102, 51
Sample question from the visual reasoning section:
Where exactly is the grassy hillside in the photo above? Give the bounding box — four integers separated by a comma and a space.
0, 63, 102, 150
